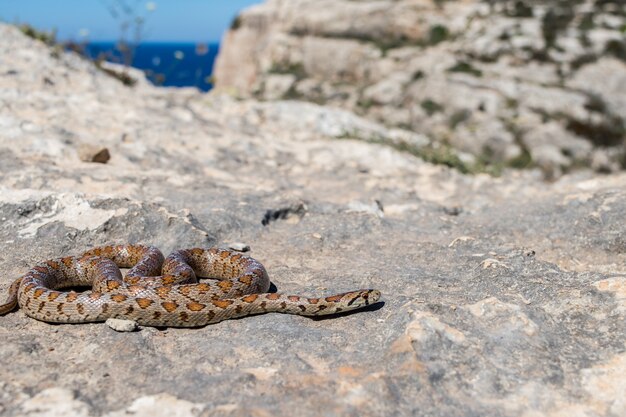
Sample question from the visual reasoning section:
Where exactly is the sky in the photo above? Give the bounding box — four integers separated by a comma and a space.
0, 0, 263, 43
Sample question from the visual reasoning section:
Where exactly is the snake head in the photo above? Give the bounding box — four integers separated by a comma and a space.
363, 289, 381, 305
345, 289, 381, 309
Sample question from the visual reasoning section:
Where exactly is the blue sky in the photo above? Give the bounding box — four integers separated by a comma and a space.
0, 0, 263, 42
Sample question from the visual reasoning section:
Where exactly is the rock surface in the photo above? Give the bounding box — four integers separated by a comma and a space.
0, 21, 625, 417
214, 0, 626, 176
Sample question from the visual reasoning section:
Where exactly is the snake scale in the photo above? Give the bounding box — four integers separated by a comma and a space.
0, 245, 381, 327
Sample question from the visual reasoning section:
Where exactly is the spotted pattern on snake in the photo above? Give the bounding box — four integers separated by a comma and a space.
0, 245, 381, 327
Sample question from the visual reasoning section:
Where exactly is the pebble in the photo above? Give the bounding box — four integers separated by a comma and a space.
78, 144, 111, 164
228, 242, 250, 252
106, 318, 139, 332
91, 148, 111, 164
444, 206, 463, 216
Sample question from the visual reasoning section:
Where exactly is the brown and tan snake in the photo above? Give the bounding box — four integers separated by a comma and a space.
0, 245, 381, 327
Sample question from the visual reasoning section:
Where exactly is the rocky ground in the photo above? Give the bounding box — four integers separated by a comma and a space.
215, 0, 626, 178
0, 14, 625, 417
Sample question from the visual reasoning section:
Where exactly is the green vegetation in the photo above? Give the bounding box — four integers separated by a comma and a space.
411, 70, 425, 81
532, 94, 626, 148
433, 0, 455, 8
428, 25, 449, 45
337, 131, 494, 175
376, 24, 452, 53
102, 0, 154, 68
605, 39, 626, 62
505, 98, 519, 109
446, 61, 483, 77
507, 148, 533, 169
281, 85, 304, 100
372, 36, 413, 55
96, 63, 137, 86
357, 98, 376, 110
19, 24, 56, 45
505, 1, 533, 18
18, 23, 139, 87
18, 24, 65, 59
448, 109, 472, 129
334, 119, 544, 176
578, 13, 595, 31
410, 143, 475, 174
421, 99, 444, 116
269, 62, 307, 80
296, 23, 452, 56
230, 16, 243, 31
542, 9, 573, 48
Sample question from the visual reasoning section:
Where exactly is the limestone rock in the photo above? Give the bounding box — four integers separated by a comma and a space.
521, 121, 593, 177
19, 388, 91, 417
105, 318, 139, 332
0, 20, 625, 417
262, 73, 297, 100
78, 144, 111, 164
215, 0, 626, 175
104, 394, 204, 417
569, 58, 626, 122
227, 242, 251, 252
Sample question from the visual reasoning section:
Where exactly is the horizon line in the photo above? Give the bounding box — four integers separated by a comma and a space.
83, 39, 222, 44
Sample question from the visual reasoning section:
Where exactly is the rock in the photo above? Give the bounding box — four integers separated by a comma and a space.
227, 242, 251, 252
105, 318, 139, 332
346, 200, 384, 218
301, 36, 381, 83
590, 148, 622, 174
569, 58, 626, 121
465, 296, 539, 336
521, 121, 592, 178
0, 20, 625, 417
452, 114, 522, 163
78, 145, 111, 164
361, 72, 412, 106
104, 394, 204, 417
237, 99, 431, 154
215, 0, 626, 174
18, 389, 205, 417
579, 353, 626, 416
262, 73, 297, 100
20, 388, 91, 417
96, 61, 152, 89
91, 148, 111, 164
593, 277, 626, 313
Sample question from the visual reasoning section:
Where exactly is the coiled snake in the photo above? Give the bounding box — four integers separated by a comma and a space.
0, 245, 381, 327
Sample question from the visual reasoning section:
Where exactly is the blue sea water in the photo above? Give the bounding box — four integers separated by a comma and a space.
84, 42, 220, 92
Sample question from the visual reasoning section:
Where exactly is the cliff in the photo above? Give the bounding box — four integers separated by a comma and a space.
214, 0, 626, 177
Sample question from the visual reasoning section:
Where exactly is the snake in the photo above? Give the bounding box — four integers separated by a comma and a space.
0, 245, 381, 327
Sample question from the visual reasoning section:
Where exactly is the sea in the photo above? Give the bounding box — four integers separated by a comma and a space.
83, 42, 220, 92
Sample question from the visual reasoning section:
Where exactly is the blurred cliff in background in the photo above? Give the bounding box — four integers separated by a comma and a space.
215, 0, 626, 178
